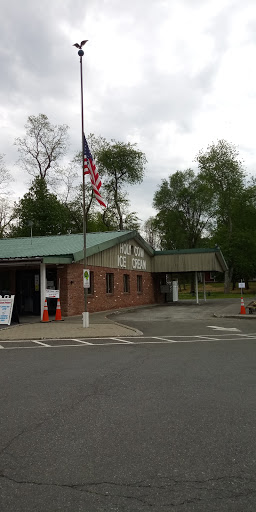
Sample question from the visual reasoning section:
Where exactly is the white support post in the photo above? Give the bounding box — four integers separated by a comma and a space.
82, 311, 89, 328
203, 272, 206, 302
40, 263, 46, 320
195, 271, 199, 304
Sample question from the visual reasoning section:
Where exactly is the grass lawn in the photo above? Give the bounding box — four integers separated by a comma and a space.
178, 281, 256, 300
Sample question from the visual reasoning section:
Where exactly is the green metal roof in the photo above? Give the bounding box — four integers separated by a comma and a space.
0, 231, 154, 263
154, 248, 221, 255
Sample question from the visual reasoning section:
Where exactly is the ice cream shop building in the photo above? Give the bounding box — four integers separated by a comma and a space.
0, 230, 227, 318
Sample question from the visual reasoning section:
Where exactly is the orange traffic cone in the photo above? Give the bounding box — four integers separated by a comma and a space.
240, 297, 246, 315
42, 299, 49, 322
55, 298, 62, 321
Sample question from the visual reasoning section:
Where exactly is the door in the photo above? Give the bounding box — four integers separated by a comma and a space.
16, 270, 40, 315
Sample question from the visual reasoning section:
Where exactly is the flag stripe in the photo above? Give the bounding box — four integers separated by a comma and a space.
83, 134, 106, 207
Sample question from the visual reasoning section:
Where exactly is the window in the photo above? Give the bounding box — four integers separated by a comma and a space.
106, 273, 114, 294
137, 275, 143, 293
123, 274, 130, 293
88, 271, 94, 295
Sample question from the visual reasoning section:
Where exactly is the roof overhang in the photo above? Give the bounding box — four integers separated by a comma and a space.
42, 256, 73, 264
0, 257, 43, 267
153, 248, 228, 273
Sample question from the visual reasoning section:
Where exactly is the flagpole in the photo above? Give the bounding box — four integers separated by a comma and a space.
76, 43, 89, 328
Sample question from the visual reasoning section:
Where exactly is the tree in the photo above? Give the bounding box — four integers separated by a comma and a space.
74, 135, 146, 231
0, 198, 16, 238
10, 177, 73, 237
14, 114, 69, 181
0, 153, 13, 192
0, 154, 15, 237
153, 169, 214, 250
211, 184, 256, 289
95, 138, 147, 230
143, 217, 161, 249
196, 139, 246, 291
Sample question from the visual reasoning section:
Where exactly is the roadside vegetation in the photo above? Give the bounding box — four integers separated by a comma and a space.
178, 281, 256, 300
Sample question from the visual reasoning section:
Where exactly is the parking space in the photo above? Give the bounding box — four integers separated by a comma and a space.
0, 333, 256, 349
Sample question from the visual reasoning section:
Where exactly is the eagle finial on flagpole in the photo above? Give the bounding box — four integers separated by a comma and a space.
73, 40, 88, 55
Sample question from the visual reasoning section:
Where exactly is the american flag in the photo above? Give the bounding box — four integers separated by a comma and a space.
83, 135, 106, 208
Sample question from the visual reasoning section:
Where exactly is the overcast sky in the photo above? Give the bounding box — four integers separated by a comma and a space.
1, 0, 256, 226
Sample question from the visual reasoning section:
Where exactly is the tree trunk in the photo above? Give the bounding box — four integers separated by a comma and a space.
224, 268, 233, 294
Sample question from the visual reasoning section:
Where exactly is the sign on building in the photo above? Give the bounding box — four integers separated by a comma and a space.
45, 289, 60, 298
83, 269, 90, 288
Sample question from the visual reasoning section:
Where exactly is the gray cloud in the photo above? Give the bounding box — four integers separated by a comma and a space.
0, 0, 255, 224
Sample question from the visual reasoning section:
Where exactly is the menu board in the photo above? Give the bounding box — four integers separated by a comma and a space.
0, 295, 15, 325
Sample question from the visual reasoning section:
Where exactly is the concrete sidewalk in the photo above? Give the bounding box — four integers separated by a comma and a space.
0, 299, 255, 341
0, 311, 143, 341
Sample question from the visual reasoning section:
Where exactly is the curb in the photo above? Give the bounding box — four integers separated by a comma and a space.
213, 314, 256, 319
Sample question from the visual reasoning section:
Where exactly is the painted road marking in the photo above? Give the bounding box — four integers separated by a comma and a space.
195, 335, 220, 341
0, 334, 255, 350
71, 339, 93, 345
33, 340, 51, 347
110, 337, 134, 344
207, 326, 241, 332
152, 336, 175, 342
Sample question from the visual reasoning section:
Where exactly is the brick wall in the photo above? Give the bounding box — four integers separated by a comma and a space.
58, 263, 156, 316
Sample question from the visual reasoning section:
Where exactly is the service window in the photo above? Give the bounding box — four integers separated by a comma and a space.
123, 274, 130, 293
137, 274, 143, 293
106, 273, 114, 294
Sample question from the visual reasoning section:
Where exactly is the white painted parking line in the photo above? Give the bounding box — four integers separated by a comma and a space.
109, 337, 134, 344
195, 335, 220, 341
71, 339, 93, 345
0, 339, 34, 343
33, 340, 51, 347
207, 326, 241, 332
237, 334, 256, 339
152, 336, 175, 342
169, 339, 200, 343
0, 333, 255, 350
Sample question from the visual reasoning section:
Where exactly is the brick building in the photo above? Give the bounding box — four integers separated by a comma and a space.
0, 230, 227, 319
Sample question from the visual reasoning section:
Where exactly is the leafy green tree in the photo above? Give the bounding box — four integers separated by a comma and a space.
10, 177, 73, 237
153, 169, 214, 249
94, 138, 147, 230
14, 114, 69, 180
211, 184, 256, 289
75, 135, 146, 231
196, 140, 246, 291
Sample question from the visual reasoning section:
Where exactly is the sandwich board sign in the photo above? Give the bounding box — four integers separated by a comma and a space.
0, 295, 15, 325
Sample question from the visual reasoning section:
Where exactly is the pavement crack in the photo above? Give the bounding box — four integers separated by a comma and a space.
0, 472, 152, 505
1, 472, 256, 507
